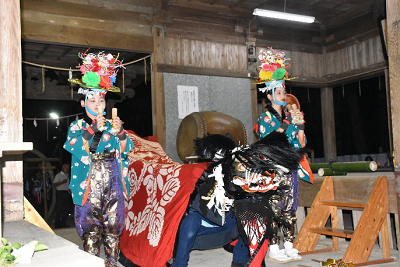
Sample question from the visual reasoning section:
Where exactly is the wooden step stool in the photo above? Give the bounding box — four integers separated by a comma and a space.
294, 176, 393, 266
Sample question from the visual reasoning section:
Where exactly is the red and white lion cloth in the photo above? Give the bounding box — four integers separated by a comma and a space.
120, 132, 207, 267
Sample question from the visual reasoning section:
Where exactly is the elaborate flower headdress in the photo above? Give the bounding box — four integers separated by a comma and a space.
255, 47, 294, 93
69, 49, 124, 94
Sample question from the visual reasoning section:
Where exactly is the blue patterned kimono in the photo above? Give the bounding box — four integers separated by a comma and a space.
63, 119, 134, 206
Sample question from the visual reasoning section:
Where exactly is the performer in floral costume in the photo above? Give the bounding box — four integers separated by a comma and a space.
64, 50, 134, 267
254, 47, 313, 263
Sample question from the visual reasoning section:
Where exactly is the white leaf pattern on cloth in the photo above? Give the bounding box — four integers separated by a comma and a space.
125, 144, 181, 247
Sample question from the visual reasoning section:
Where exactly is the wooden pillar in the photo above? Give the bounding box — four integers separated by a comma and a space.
384, 69, 394, 155
385, 0, 400, 223
320, 87, 337, 162
250, 83, 258, 143
248, 39, 258, 143
0, 0, 24, 221
151, 26, 166, 149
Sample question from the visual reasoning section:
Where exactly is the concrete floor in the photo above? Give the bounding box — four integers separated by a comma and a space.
50, 215, 400, 267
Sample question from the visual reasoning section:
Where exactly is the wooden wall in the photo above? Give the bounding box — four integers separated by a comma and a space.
325, 36, 386, 76
164, 37, 248, 71
163, 35, 386, 84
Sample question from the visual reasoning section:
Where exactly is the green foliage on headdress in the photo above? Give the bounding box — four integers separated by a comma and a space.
271, 68, 286, 80
82, 71, 100, 87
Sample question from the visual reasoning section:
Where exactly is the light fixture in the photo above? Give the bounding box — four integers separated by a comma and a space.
253, 8, 315, 23
50, 112, 59, 119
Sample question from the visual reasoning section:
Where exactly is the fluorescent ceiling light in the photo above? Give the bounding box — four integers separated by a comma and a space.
253, 8, 315, 23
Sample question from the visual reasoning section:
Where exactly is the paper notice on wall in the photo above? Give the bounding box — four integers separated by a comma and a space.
177, 85, 199, 119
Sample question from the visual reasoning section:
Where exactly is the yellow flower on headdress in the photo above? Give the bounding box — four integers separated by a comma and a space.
259, 70, 273, 81
275, 58, 284, 67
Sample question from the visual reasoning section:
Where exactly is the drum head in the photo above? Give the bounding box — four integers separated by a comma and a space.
286, 94, 300, 110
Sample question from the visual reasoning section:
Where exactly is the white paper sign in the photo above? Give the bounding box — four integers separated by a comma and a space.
177, 85, 199, 119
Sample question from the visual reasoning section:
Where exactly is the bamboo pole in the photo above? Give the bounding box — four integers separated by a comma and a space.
310, 161, 377, 173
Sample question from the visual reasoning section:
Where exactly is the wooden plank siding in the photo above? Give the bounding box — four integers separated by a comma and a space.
164, 37, 248, 71
325, 36, 386, 76
163, 36, 386, 84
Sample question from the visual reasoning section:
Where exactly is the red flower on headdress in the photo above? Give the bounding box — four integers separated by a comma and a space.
90, 63, 102, 74
262, 64, 278, 72
99, 75, 112, 89
80, 65, 88, 74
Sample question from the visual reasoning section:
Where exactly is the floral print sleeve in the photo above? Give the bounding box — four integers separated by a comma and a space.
256, 111, 306, 149
285, 124, 306, 149
64, 120, 90, 164
257, 111, 280, 139
63, 120, 92, 205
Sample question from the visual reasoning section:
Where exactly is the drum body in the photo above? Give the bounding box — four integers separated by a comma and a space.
176, 111, 248, 162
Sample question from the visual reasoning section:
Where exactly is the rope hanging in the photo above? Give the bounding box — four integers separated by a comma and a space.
42, 67, 45, 94
25, 112, 85, 140
22, 54, 151, 96
24, 112, 84, 121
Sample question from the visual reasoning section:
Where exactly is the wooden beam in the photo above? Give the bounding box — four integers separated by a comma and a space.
158, 60, 386, 89
386, 0, 400, 222
0, 0, 24, 226
250, 83, 258, 143
152, 27, 166, 149
21, 0, 156, 19
324, 62, 387, 87
324, 3, 376, 32
157, 64, 250, 78
24, 197, 54, 234
166, 17, 246, 38
21, 9, 152, 36
256, 39, 323, 54
22, 21, 153, 53
161, 6, 239, 26
166, 29, 247, 46
230, 0, 247, 9
320, 87, 337, 162
170, 0, 251, 19
287, 61, 387, 88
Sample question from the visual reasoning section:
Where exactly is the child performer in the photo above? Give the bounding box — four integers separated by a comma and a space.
253, 48, 313, 263
64, 50, 134, 267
